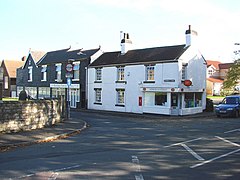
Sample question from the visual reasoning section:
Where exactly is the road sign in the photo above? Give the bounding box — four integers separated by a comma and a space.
67, 78, 72, 86
65, 72, 73, 78
66, 63, 73, 72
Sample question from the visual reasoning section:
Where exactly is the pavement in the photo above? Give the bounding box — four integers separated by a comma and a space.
0, 110, 215, 153
0, 117, 88, 153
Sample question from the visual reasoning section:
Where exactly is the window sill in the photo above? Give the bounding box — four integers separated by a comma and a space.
94, 81, 102, 83
115, 81, 127, 84
143, 81, 155, 83
72, 79, 80, 81
41, 80, 47, 82
115, 104, 125, 107
28, 80, 32, 82
94, 102, 102, 105
55, 79, 63, 82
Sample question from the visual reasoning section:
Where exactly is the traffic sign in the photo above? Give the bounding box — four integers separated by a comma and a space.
67, 78, 72, 86
66, 63, 73, 72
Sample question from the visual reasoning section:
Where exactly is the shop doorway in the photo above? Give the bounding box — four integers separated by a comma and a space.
171, 93, 179, 115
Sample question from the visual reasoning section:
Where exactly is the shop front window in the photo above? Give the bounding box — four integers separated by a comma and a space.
155, 92, 167, 106
195, 93, 202, 107
184, 93, 194, 108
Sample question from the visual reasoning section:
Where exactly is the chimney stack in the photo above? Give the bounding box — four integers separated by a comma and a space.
185, 25, 198, 47
120, 32, 132, 55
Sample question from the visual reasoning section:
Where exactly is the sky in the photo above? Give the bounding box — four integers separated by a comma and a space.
0, 0, 240, 63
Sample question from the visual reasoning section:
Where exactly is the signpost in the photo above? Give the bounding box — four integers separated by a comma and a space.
66, 62, 73, 120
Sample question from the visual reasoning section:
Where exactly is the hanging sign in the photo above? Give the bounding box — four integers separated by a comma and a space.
183, 80, 192, 86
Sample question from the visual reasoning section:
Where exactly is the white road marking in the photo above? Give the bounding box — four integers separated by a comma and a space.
181, 143, 205, 161
48, 172, 59, 180
215, 136, 240, 147
54, 164, 81, 172
14, 164, 81, 179
131, 155, 144, 180
190, 148, 240, 168
224, 128, 240, 134
164, 138, 202, 148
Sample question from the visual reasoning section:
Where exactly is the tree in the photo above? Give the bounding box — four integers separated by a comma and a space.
223, 59, 240, 90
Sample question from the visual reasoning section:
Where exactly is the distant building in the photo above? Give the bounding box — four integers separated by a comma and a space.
206, 60, 234, 95
17, 47, 102, 108
87, 26, 207, 116
0, 59, 24, 97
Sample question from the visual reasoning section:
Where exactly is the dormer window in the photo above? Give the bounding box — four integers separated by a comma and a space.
55, 63, 62, 82
28, 67, 33, 82
41, 65, 47, 81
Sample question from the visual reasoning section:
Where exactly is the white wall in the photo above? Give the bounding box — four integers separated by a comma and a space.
88, 46, 207, 114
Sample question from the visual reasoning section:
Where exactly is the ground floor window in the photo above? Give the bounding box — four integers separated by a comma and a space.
52, 88, 65, 98
94, 88, 102, 104
155, 92, 167, 106
38, 87, 50, 99
116, 89, 125, 105
184, 92, 202, 108
145, 92, 167, 106
195, 92, 202, 107
25, 87, 37, 99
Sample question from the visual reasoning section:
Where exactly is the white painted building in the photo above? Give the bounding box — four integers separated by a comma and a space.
87, 26, 207, 115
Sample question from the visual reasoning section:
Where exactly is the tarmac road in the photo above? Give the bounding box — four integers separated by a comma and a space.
0, 110, 239, 179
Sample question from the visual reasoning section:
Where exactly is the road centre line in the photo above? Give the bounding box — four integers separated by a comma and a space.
181, 143, 205, 161
190, 148, 240, 168
164, 138, 202, 148
131, 155, 144, 180
224, 128, 240, 134
215, 136, 240, 147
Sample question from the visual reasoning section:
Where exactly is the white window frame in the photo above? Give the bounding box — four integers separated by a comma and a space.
95, 68, 102, 81
95, 88, 102, 103
28, 67, 33, 82
55, 63, 62, 82
41, 65, 47, 81
146, 65, 155, 81
182, 63, 188, 80
4, 76, 8, 89
72, 62, 80, 81
116, 89, 125, 105
117, 66, 125, 81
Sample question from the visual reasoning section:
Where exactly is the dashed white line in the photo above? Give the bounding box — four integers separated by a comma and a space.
181, 143, 205, 161
190, 148, 240, 168
131, 155, 144, 180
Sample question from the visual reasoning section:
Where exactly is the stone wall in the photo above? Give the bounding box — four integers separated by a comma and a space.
0, 99, 65, 133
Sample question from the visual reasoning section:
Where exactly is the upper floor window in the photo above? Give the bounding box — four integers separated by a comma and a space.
208, 69, 214, 76
4, 76, 8, 89
117, 66, 125, 81
41, 65, 47, 81
73, 62, 80, 81
182, 63, 188, 80
95, 68, 102, 82
28, 67, 33, 82
55, 63, 62, 82
146, 65, 155, 81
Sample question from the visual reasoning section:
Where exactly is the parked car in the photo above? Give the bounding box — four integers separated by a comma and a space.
215, 95, 240, 117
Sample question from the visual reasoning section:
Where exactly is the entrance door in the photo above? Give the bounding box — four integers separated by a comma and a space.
171, 93, 179, 115
70, 90, 77, 108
